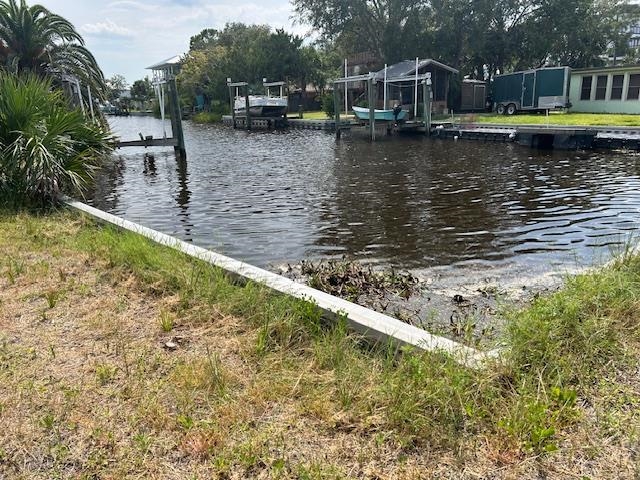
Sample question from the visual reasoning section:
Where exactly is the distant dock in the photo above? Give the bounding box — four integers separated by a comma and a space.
221, 114, 640, 151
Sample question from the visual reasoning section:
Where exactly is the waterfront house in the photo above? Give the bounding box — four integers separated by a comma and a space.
569, 64, 640, 114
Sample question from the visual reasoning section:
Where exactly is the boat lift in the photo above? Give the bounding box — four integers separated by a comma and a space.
227, 78, 288, 131
332, 67, 433, 141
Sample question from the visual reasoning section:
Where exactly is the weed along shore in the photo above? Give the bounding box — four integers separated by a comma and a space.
1, 209, 640, 478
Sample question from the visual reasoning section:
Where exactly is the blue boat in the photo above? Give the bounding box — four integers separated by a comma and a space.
352, 105, 407, 121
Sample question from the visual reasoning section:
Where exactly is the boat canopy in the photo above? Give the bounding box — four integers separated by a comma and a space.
332, 58, 458, 84
373, 59, 458, 80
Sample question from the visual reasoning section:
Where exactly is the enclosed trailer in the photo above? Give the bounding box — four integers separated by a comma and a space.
493, 67, 571, 115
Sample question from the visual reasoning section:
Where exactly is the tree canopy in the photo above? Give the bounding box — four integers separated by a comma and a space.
178, 23, 334, 108
0, 0, 106, 97
292, 0, 640, 77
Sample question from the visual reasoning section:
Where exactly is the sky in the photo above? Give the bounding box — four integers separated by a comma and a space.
36, 0, 308, 84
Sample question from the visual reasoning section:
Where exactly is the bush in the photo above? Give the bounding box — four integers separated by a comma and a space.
192, 111, 222, 123
321, 92, 335, 118
0, 72, 114, 208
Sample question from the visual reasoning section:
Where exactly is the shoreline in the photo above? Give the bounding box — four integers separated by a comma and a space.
2, 208, 640, 478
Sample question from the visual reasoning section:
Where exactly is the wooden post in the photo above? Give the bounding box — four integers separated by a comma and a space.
334, 83, 341, 140
229, 84, 236, 128
427, 85, 432, 135
426, 78, 432, 136
168, 77, 186, 159
422, 80, 428, 136
245, 88, 251, 131
368, 77, 376, 142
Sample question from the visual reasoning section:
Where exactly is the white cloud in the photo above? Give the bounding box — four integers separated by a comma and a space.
80, 19, 134, 37
35, 0, 310, 82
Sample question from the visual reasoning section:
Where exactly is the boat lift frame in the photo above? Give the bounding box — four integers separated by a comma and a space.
332, 71, 433, 141
227, 80, 251, 130
227, 79, 288, 131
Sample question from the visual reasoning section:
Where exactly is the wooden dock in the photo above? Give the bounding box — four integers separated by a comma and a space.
219, 115, 640, 151
116, 137, 179, 148
221, 115, 355, 131
432, 123, 600, 150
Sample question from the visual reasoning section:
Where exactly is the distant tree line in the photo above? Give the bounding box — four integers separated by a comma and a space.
177, 23, 342, 110
177, 1, 640, 109
293, 0, 640, 78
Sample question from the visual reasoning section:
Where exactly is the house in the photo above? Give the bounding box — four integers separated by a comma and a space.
569, 64, 640, 114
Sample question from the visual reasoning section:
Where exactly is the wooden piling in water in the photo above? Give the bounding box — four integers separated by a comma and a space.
244, 93, 252, 131
334, 84, 341, 140
368, 77, 375, 141
167, 78, 186, 159
228, 83, 236, 128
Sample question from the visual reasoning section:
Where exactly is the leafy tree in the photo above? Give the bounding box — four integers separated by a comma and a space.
293, 0, 640, 78
292, 0, 429, 63
130, 77, 153, 102
178, 23, 325, 107
0, 0, 106, 97
105, 74, 128, 102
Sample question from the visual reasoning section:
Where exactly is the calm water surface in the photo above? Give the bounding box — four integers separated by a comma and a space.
90, 116, 640, 280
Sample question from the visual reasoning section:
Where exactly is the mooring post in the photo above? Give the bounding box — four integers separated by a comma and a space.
333, 82, 341, 140
244, 89, 251, 131
368, 76, 376, 142
426, 74, 432, 136
228, 79, 236, 129
167, 77, 186, 159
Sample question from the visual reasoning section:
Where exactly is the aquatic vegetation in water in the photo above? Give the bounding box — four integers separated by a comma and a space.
297, 258, 421, 301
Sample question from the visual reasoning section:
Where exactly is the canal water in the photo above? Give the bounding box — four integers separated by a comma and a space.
92, 116, 640, 293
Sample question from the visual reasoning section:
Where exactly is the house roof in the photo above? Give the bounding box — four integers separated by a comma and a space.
572, 64, 640, 74
146, 55, 182, 71
373, 59, 458, 80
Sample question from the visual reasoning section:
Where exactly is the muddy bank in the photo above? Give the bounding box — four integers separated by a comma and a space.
277, 259, 573, 348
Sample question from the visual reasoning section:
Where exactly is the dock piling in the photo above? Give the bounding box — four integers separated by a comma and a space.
334, 84, 341, 139
167, 77, 186, 159
245, 92, 251, 131
368, 76, 376, 142
227, 79, 236, 128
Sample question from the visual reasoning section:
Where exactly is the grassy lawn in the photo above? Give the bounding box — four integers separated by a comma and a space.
456, 112, 640, 127
1, 210, 640, 478
297, 110, 329, 120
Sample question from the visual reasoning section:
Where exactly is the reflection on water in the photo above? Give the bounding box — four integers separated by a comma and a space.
89, 116, 640, 279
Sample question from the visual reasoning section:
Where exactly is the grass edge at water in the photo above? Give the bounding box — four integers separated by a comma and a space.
2, 208, 640, 476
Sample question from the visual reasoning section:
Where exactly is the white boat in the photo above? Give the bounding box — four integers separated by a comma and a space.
234, 95, 288, 117
352, 105, 408, 121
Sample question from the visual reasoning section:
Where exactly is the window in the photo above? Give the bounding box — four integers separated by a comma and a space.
611, 75, 624, 100
580, 76, 592, 100
595, 75, 608, 100
631, 38, 640, 47
627, 74, 640, 100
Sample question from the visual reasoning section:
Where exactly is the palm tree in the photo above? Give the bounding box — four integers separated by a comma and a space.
0, 0, 106, 98
0, 72, 114, 207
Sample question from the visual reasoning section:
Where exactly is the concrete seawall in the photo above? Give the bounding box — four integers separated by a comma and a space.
65, 199, 499, 369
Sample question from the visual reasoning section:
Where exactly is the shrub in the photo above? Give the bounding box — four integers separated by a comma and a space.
0, 72, 114, 208
321, 92, 335, 118
192, 111, 222, 123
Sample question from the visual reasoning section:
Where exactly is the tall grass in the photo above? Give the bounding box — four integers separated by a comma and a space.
0, 72, 114, 208
69, 216, 640, 453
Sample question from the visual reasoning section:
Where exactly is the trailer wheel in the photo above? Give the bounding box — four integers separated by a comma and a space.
496, 104, 506, 115
506, 103, 517, 115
